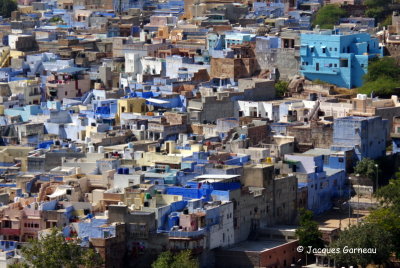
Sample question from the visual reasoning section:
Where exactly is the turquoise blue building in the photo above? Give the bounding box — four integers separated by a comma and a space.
300, 30, 383, 88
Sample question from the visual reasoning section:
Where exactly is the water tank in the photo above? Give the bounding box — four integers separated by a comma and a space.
128, 142, 134, 149
123, 168, 129, 175
240, 134, 247, 140
88, 146, 95, 153
98, 146, 104, 153
145, 193, 152, 200
357, 94, 367, 100
117, 168, 124, 174
140, 125, 146, 131
85, 137, 91, 144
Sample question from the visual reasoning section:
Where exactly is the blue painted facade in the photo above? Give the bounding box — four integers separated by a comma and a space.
300, 31, 383, 88
285, 153, 347, 214
332, 116, 388, 160
4, 105, 43, 122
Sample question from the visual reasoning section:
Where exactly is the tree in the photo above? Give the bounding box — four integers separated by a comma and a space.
295, 209, 324, 250
313, 5, 347, 29
364, 0, 391, 22
364, 57, 400, 83
275, 80, 289, 97
152, 250, 199, 268
0, 0, 17, 18
354, 158, 378, 183
359, 57, 400, 97
358, 77, 400, 97
366, 207, 400, 257
329, 223, 393, 267
49, 16, 64, 23
17, 228, 102, 268
366, 177, 400, 258
375, 178, 400, 212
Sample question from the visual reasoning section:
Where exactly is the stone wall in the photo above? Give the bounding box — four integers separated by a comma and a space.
256, 48, 299, 81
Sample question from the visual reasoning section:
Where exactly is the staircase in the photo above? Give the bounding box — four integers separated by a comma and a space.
0, 48, 11, 68
307, 100, 320, 122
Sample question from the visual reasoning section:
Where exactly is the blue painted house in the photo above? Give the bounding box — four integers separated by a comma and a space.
300, 30, 383, 88
285, 153, 347, 214
331, 116, 388, 160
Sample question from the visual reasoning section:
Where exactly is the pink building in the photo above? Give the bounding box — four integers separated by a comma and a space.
46, 68, 91, 101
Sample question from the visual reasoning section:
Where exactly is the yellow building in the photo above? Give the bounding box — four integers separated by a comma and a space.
0, 146, 34, 172
116, 98, 147, 123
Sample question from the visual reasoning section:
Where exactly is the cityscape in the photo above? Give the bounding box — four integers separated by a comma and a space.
0, 0, 399, 267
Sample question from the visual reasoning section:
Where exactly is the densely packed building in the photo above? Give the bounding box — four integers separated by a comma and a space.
0, 0, 396, 267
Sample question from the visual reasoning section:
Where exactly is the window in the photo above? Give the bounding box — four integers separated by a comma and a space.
310, 47, 314, 53
335, 47, 337, 51
334, 64, 337, 67
361, 64, 365, 68
3, 220, 11, 228
322, 47, 326, 53
65, 91, 68, 96
329, 47, 332, 51
339, 158, 344, 163
340, 59, 349, 67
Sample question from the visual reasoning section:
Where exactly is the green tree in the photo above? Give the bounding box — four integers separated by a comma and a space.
358, 77, 400, 97
364, 0, 391, 22
313, 4, 347, 29
375, 178, 400, 211
354, 158, 378, 183
152, 250, 199, 268
49, 16, 64, 23
18, 228, 102, 268
295, 209, 324, 250
364, 57, 400, 83
366, 207, 400, 257
365, 177, 400, 257
359, 57, 400, 97
329, 223, 393, 267
275, 80, 289, 97
0, 0, 17, 18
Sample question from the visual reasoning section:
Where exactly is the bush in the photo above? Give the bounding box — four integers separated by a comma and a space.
313, 5, 347, 29
275, 80, 289, 97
